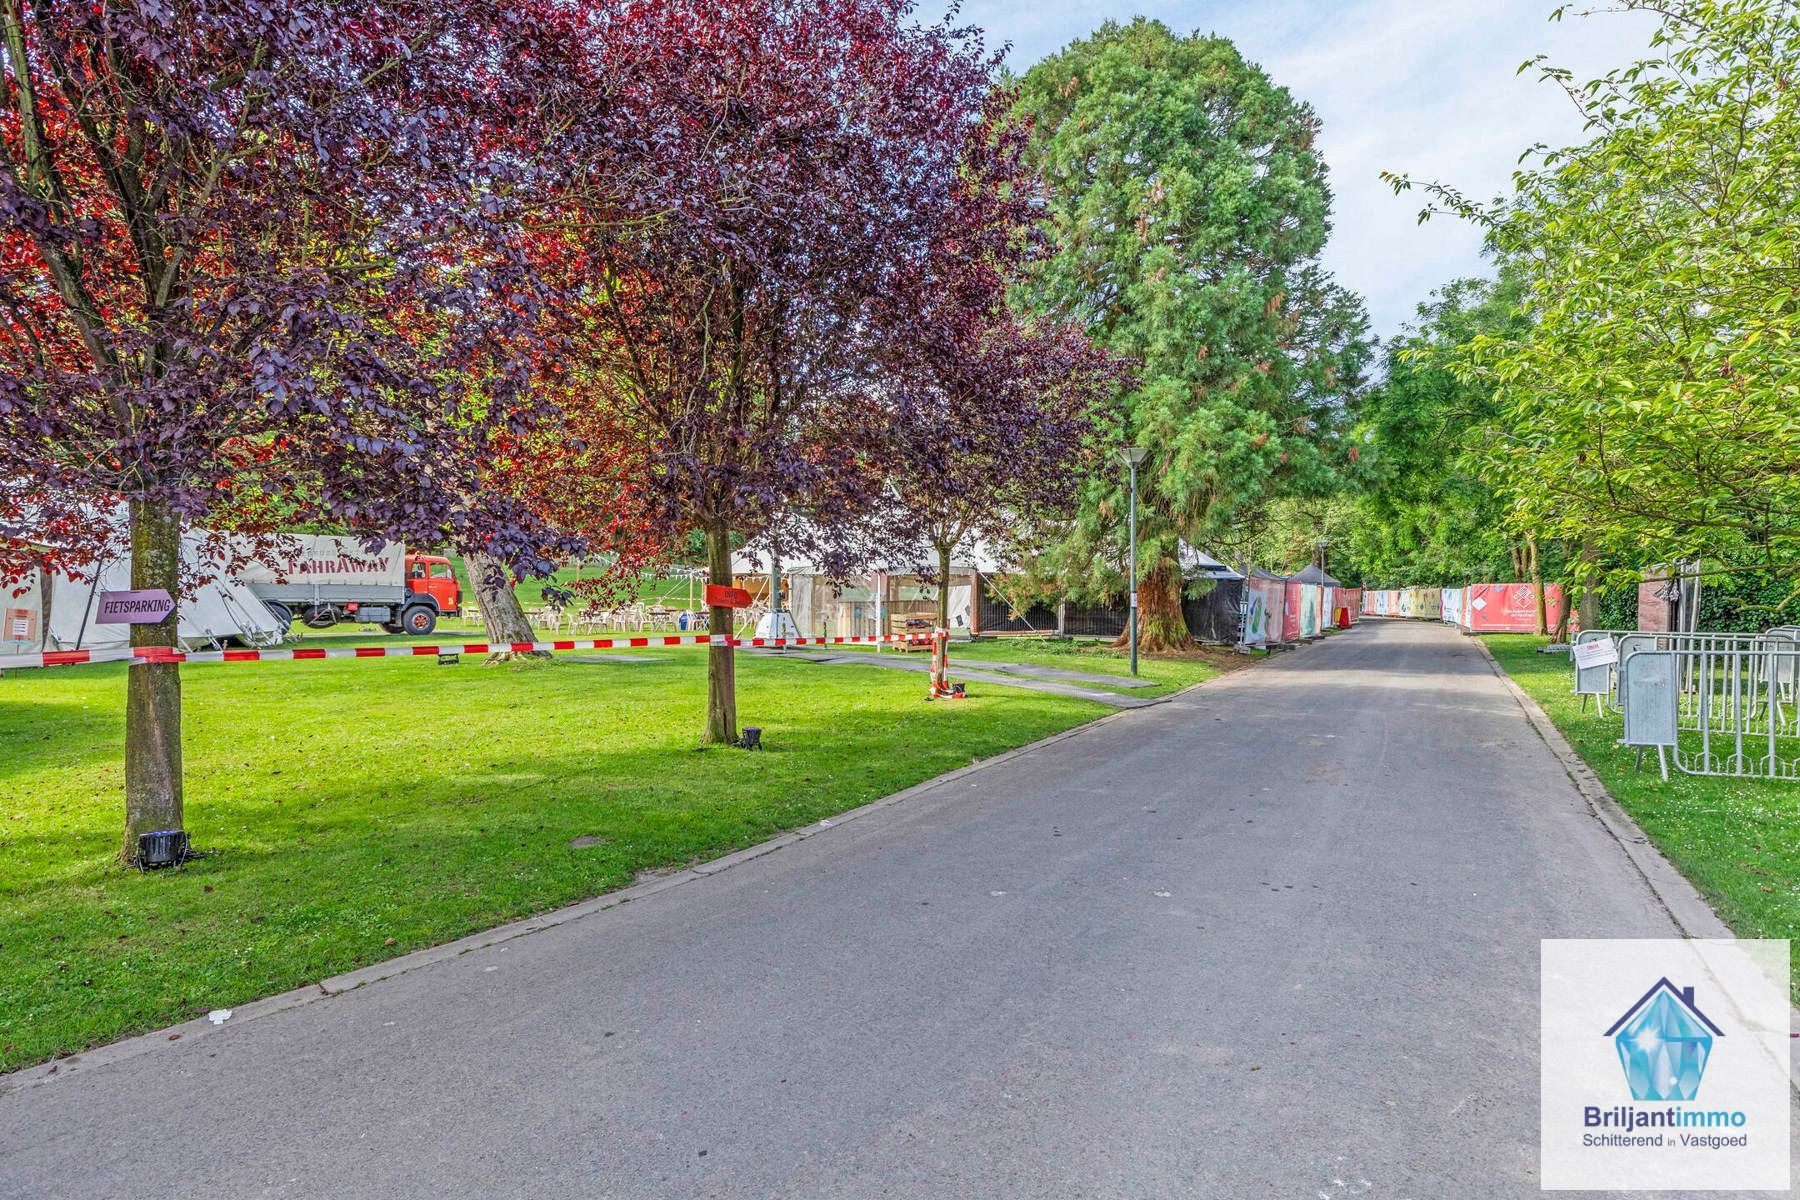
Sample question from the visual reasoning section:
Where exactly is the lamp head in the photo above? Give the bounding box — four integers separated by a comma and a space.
1121, 446, 1150, 468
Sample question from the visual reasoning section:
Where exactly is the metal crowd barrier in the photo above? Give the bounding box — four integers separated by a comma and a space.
1614, 635, 1800, 781
1610, 631, 1796, 710
1572, 629, 1631, 713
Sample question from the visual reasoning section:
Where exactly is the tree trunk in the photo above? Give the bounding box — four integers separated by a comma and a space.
122, 499, 183, 865
1114, 557, 1192, 652
1527, 535, 1547, 635
468, 550, 548, 665
934, 539, 952, 631
704, 520, 737, 744
1577, 539, 1601, 632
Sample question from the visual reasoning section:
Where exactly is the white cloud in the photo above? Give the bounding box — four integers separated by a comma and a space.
948, 0, 1660, 338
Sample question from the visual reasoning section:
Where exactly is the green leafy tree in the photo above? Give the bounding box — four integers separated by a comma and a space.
1389, 0, 1800, 585
1348, 271, 1530, 588
1011, 18, 1371, 649
1215, 493, 1361, 582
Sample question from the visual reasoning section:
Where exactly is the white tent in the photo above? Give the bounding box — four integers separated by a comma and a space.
7, 504, 286, 652
1179, 541, 1245, 582
35, 535, 286, 653
731, 535, 1005, 637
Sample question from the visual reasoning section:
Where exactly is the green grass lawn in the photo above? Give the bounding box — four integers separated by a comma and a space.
497, 562, 702, 611
1483, 635, 1800, 999
0, 644, 1204, 1072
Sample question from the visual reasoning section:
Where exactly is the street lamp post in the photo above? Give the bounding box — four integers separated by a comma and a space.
770, 551, 782, 649
1121, 446, 1150, 676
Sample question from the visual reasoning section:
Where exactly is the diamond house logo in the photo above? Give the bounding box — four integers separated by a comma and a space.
1602, 977, 1723, 1102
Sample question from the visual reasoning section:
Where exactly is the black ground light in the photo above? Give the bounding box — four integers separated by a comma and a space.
135, 829, 191, 870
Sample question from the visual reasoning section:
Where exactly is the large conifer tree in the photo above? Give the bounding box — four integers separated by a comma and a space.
1012, 18, 1370, 648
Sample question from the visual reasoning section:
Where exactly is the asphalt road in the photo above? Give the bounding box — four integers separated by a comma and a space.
2, 620, 1790, 1198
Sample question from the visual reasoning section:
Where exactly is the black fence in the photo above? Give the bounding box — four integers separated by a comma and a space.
1183, 581, 1244, 643
976, 579, 1246, 644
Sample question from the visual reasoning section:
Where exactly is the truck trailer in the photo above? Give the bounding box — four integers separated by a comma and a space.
234, 535, 462, 635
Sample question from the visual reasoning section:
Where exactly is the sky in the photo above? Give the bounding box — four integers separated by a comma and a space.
946, 0, 1660, 341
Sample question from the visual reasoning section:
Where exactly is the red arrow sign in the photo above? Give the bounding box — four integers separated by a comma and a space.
705, 584, 752, 609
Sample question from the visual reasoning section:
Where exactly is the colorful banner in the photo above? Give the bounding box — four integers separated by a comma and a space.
1463, 583, 1567, 633
1241, 584, 1270, 645
1441, 588, 1465, 627
1281, 582, 1303, 641
1298, 583, 1322, 637
1245, 577, 1285, 645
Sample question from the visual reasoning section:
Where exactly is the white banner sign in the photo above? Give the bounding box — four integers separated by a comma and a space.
1573, 639, 1620, 669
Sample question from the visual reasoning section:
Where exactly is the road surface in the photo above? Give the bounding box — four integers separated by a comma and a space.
2, 619, 1789, 1197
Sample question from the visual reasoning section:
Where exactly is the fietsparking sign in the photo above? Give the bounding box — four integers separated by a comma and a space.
95, 589, 175, 624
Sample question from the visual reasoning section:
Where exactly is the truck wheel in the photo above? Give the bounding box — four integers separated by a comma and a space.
264, 601, 293, 629
402, 606, 437, 636
303, 606, 337, 629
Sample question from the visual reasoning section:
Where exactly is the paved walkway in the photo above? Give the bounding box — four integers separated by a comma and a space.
1, 620, 1789, 1198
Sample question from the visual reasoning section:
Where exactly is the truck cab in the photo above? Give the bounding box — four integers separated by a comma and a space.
405, 555, 462, 620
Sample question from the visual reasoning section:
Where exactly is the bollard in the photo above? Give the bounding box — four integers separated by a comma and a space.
927, 628, 963, 700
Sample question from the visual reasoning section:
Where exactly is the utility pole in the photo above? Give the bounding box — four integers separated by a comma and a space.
1121, 446, 1149, 676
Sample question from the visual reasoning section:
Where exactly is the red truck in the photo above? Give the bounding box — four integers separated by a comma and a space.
237, 536, 462, 635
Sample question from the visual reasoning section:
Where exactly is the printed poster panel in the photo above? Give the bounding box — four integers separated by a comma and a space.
1241, 585, 1270, 646
1441, 588, 1465, 626
1299, 584, 1321, 637
3, 572, 45, 656
1465, 583, 1568, 632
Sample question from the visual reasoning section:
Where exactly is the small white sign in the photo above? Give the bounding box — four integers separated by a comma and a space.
1573, 639, 1620, 669
1471, 596, 1489, 611
1541, 939, 1790, 1191
1129, 591, 1138, 609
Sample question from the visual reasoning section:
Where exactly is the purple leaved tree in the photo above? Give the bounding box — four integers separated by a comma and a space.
888, 318, 1128, 629
0, 0, 579, 862
873, 99, 1129, 627
563, 0, 1016, 743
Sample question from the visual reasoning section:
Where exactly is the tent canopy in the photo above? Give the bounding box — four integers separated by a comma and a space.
44, 534, 286, 651
1178, 541, 1244, 581
731, 536, 1003, 579
1290, 563, 1341, 587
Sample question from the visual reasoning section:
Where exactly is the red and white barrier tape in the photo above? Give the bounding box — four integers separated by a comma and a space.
0, 647, 143, 671
0, 632, 933, 672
